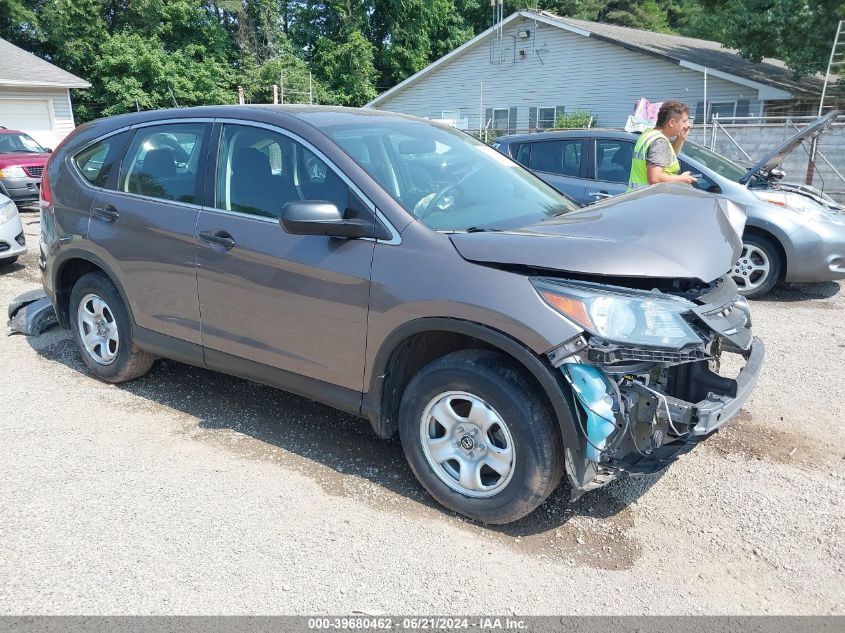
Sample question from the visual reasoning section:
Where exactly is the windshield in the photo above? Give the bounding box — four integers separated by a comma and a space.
682, 141, 748, 182
321, 120, 578, 231
0, 133, 48, 154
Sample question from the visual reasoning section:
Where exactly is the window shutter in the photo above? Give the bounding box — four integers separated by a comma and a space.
555, 106, 565, 126
508, 107, 518, 131
485, 108, 493, 128
736, 99, 750, 119
528, 107, 538, 129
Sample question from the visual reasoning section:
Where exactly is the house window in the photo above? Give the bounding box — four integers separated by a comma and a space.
538, 107, 557, 129
708, 101, 737, 121
493, 108, 509, 130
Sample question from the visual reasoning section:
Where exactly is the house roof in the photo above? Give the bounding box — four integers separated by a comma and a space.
367, 9, 826, 107
526, 10, 824, 98
0, 37, 90, 89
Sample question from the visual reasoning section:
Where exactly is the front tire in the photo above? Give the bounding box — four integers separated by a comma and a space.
70, 271, 154, 383
398, 350, 563, 524
731, 234, 782, 298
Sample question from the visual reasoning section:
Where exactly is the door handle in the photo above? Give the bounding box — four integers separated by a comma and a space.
588, 191, 612, 199
198, 230, 236, 250
92, 205, 120, 222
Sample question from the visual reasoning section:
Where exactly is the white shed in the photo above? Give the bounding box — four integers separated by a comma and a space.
0, 37, 90, 149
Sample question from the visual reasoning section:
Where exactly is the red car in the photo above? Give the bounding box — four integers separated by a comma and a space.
0, 126, 52, 209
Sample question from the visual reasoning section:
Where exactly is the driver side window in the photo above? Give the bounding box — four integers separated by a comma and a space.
215, 124, 350, 219
680, 161, 721, 194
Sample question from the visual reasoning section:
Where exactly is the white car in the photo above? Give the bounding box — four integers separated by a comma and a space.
0, 193, 26, 265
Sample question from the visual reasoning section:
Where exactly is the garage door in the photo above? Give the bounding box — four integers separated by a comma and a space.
0, 99, 53, 147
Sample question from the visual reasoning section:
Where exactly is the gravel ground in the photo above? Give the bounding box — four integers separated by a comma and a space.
1, 211, 844, 615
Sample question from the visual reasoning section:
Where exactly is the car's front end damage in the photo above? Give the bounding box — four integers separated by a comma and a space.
538, 274, 764, 497
447, 184, 765, 498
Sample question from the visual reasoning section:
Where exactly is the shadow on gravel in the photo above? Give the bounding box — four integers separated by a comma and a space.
0, 260, 26, 275
28, 334, 659, 549
756, 280, 841, 302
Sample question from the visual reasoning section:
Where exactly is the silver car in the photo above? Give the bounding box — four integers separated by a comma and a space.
495, 111, 845, 298
0, 192, 25, 265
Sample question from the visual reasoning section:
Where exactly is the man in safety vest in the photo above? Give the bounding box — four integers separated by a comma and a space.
627, 100, 697, 191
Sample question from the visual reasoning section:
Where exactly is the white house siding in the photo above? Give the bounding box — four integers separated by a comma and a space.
375, 16, 762, 129
0, 87, 76, 148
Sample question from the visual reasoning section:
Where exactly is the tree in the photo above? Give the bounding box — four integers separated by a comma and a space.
371, 0, 474, 87
0, 0, 43, 49
314, 28, 378, 105
240, 37, 332, 104
679, 0, 843, 77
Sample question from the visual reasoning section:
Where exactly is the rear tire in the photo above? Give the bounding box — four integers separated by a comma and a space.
398, 349, 563, 524
732, 234, 782, 299
70, 271, 155, 383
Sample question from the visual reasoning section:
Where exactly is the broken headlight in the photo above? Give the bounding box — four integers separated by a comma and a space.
533, 279, 703, 349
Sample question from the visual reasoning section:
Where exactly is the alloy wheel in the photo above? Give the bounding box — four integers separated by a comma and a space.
731, 243, 771, 293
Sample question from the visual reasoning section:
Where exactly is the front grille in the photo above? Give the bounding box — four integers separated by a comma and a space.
587, 344, 709, 365
15, 232, 25, 246
24, 165, 44, 178
0, 241, 9, 253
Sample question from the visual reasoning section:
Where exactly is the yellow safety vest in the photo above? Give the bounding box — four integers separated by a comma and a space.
627, 129, 680, 192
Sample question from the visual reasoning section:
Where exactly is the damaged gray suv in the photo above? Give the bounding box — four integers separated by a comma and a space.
40, 106, 764, 524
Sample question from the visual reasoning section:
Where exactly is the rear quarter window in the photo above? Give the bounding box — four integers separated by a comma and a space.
73, 132, 130, 188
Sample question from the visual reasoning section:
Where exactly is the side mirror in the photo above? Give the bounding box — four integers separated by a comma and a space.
769, 167, 786, 180
280, 201, 373, 239
44, 148, 53, 154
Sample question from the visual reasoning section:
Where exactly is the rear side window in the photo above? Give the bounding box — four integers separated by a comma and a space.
215, 124, 349, 219
73, 132, 130, 188
595, 140, 634, 183
529, 140, 582, 177
513, 143, 530, 167
119, 123, 208, 204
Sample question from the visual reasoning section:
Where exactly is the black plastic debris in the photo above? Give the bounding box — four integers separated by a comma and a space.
8, 289, 58, 336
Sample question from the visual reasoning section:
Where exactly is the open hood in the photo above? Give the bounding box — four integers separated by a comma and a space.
739, 110, 840, 185
449, 185, 745, 283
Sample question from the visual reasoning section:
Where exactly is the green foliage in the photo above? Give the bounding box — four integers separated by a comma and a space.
680, 0, 844, 77
240, 39, 332, 105
90, 33, 234, 119
555, 110, 595, 128
314, 29, 378, 106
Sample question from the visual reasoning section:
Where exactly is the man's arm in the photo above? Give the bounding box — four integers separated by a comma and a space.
645, 135, 696, 185
647, 164, 697, 185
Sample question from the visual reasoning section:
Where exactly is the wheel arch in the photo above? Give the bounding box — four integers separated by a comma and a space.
742, 224, 787, 283
362, 317, 581, 452
53, 251, 135, 330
